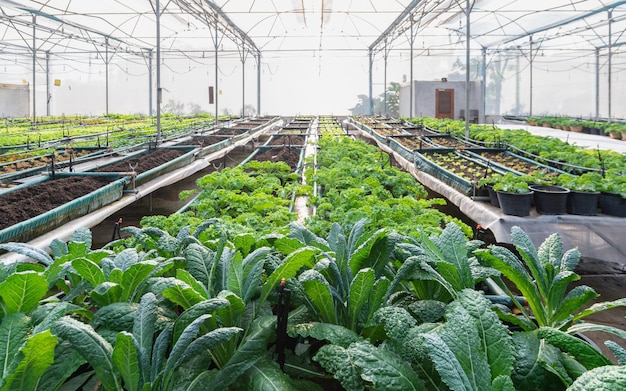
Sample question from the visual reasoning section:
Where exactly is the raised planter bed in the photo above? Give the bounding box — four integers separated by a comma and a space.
462, 149, 568, 177
266, 134, 306, 146
414, 148, 506, 196
0, 175, 126, 244
174, 135, 231, 157
422, 134, 481, 149
212, 128, 250, 141
388, 136, 423, 161
242, 145, 304, 171
95, 146, 196, 187
0, 147, 108, 184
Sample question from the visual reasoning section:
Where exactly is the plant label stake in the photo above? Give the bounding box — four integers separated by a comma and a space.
127, 162, 139, 193
49, 153, 55, 180
67, 147, 74, 172
276, 278, 291, 371
111, 217, 123, 241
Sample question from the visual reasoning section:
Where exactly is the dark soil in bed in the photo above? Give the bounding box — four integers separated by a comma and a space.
0, 148, 187, 231
175, 136, 227, 147
252, 147, 301, 170
268, 135, 306, 146
214, 128, 247, 136
0, 177, 110, 230
97, 149, 186, 174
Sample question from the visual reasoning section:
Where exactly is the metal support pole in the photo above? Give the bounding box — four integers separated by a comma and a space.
409, 18, 414, 121
529, 36, 534, 117
105, 37, 109, 117
368, 49, 373, 116
240, 39, 246, 118
148, 49, 153, 116
464, 0, 470, 139
481, 47, 486, 120
256, 53, 261, 115
215, 21, 219, 124
32, 14, 36, 125
607, 9, 613, 122
595, 48, 600, 119
46, 51, 50, 116
515, 52, 520, 115
383, 42, 388, 117
156, 0, 162, 141
242, 55, 245, 117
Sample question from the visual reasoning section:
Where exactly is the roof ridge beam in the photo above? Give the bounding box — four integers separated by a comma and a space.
488, 0, 626, 48
369, 0, 424, 51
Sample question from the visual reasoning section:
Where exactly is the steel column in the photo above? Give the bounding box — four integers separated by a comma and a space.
410, 18, 414, 121
148, 50, 153, 116
464, 0, 470, 139
607, 9, 613, 122
529, 36, 533, 117
368, 49, 373, 115
156, 0, 162, 141
105, 38, 109, 117
595, 48, 600, 119
46, 51, 50, 116
481, 47, 486, 120
215, 21, 219, 124
32, 14, 36, 125
256, 53, 261, 115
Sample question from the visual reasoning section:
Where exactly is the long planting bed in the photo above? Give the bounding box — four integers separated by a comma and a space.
0, 116, 282, 250
414, 148, 507, 196
1, 115, 626, 390
0, 175, 126, 244
358, 116, 626, 218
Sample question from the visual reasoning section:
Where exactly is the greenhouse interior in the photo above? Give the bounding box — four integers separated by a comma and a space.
1, 1, 626, 390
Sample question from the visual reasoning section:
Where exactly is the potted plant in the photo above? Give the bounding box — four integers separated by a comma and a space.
555, 172, 603, 215
539, 116, 556, 128
569, 119, 584, 132
598, 170, 626, 217
528, 182, 570, 215
605, 124, 622, 139
478, 174, 502, 207
492, 173, 534, 216
555, 118, 571, 131
526, 117, 539, 126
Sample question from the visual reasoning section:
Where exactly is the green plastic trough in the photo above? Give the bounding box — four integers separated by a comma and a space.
90, 146, 197, 188
388, 136, 423, 162
0, 147, 109, 185
462, 148, 571, 176
0, 176, 126, 244
414, 148, 508, 197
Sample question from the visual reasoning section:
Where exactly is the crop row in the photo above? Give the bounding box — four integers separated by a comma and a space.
1, 113, 624, 388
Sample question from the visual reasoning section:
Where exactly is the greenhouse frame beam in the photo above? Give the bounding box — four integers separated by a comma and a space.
172, 0, 260, 57
368, 0, 430, 120
368, 0, 423, 53
487, 1, 626, 49
256, 53, 261, 115
171, 0, 261, 121
0, 4, 147, 56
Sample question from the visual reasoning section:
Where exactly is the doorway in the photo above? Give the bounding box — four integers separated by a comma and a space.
435, 89, 454, 119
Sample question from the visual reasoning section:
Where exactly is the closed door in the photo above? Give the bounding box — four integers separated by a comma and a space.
435, 89, 454, 119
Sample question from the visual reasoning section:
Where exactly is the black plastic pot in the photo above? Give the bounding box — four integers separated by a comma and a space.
529, 185, 570, 215
599, 192, 626, 217
567, 190, 599, 216
487, 185, 500, 207
496, 190, 533, 217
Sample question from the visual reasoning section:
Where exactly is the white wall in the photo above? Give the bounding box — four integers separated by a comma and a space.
0, 83, 29, 117
400, 80, 483, 122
